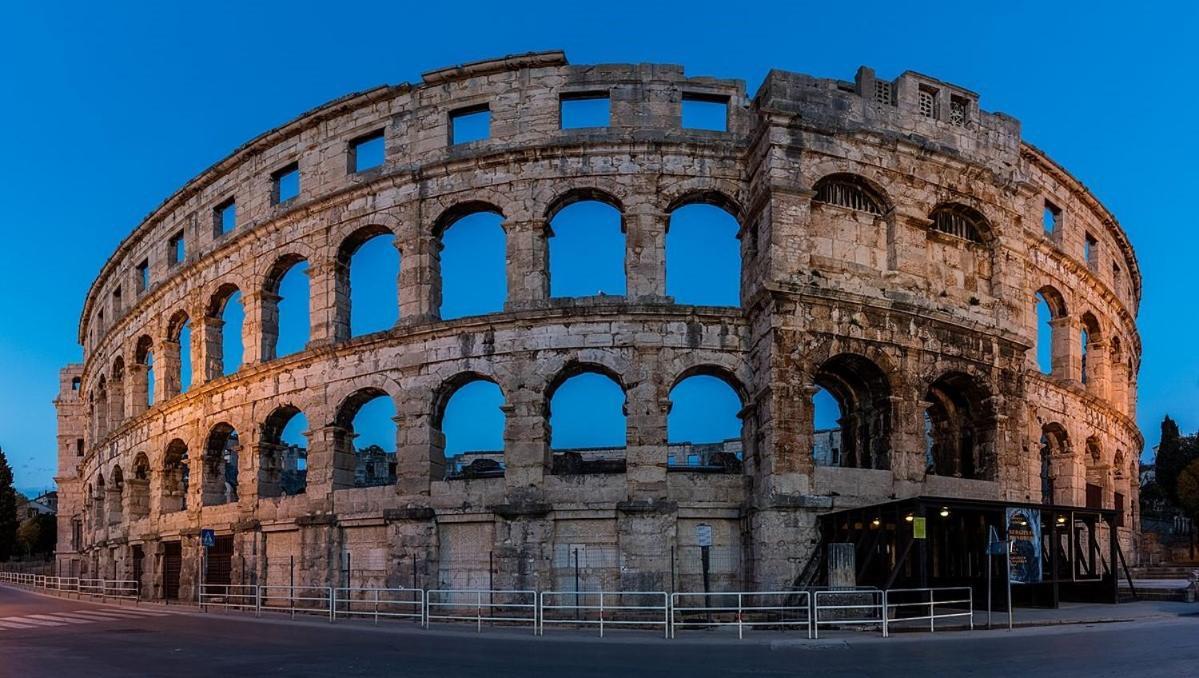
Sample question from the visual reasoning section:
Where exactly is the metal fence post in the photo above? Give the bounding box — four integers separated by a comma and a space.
329, 587, 335, 623
476, 590, 482, 633
599, 591, 604, 638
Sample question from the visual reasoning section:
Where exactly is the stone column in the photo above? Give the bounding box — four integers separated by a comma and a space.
624, 354, 668, 501
108, 375, 127, 427
396, 394, 437, 498
1110, 359, 1129, 416
1084, 340, 1109, 400
400, 233, 440, 322
297, 515, 339, 590
385, 509, 438, 591
307, 259, 337, 348
616, 502, 677, 593
249, 290, 278, 364
128, 365, 149, 418
503, 380, 550, 502
625, 205, 668, 302
199, 316, 224, 383
161, 339, 182, 400
305, 424, 346, 502
504, 219, 549, 310
1049, 316, 1074, 379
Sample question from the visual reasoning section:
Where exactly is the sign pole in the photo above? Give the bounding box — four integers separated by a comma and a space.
987, 549, 992, 630
1006, 539, 1013, 631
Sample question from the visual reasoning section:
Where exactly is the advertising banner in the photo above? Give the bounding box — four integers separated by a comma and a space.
1005, 507, 1042, 584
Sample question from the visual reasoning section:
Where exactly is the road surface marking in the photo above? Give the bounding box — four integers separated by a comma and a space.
25, 614, 92, 624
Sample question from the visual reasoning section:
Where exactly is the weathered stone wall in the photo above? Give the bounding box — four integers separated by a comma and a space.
57, 52, 1143, 594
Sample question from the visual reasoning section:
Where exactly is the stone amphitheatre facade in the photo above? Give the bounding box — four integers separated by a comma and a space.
53, 52, 1142, 600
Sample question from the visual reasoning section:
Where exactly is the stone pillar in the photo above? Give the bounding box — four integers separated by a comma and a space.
297, 515, 339, 590
396, 393, 437, 498
504, 219, 549, 310
250, 290, 279, 364
307, 259, 337, 348
128, 364, 149, 418
625, 205, 668, 302
624, 354, 668, 501
305, 424, 345, 502
108, 375, 126, 427
1065, 318, 1084, 384
384, 509, 438, 591
1085, 340, 1108, 400
1110, 359, 1129, 416
161, 339, 182, 400
199, 316, 224, 383
125, 478, 149, 520
1049, 316, 1073, 378
890, 393, 926, 489
179, 533, 202, 603
492, 507, 554, 593
503, 381, 550, 502
400, 233, 440, 322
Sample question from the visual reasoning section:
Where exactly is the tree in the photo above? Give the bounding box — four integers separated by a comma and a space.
0, 447, 16, 562
1153, 416, 1199, 506
1175, 458, 1199, 530
17, 514, 56, 559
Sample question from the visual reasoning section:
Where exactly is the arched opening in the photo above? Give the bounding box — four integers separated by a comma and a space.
108, 465, 124, 526
264, 256, 310, 360
333, 389, 397, 489
207, 284, 244, 378
1085, 436, 1106, 509
812, 174, 887, 215
665, 202, 741, 306
109, 357, 126, 425
135, 335, 155, 409
548, 367, 626, 474
1040, 423, 1070, 505
438, 377, 506, 479
810, 354, 892, 470
162, 439, 189, 513
167, 311, 192, 397
95, 376, 109, 439
337, 227, 398, 338
259, 406, 309, 498
129, 453, 150, 519
439, 209, 506, 319
1080, 312, 1102, 389
92, 474, 105, 530
667, 372, 745, 473
924, 372, 996, 480
201, 423, 239, 506
1034, 286, 1067, 375
1110, 336, 1128, 413
548, 196, 625, 298
928, 203, 991, 244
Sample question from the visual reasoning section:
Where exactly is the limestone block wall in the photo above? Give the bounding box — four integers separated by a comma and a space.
57, 51, 1143, 595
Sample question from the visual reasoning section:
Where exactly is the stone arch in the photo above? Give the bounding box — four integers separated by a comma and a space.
545, 360, 628, 474
164, 309, 192, 398
205, 281, 245, 379
109, 355, 126, 425
161, 438, 189, 513
810, 353, 893, 470
259, 404, 309, 498
923, 371, 997, 480
94, 374, 109, 439
665, 192, 742, 306
108, 464, 125, 526
1036, 285, 1068, 318
129, 451, 151, 519
201, 423, 240, 506
434, 372, 507, 479
332, 386, 398, 490
812, 173, 890, 215
433, 200, 506, 238
544, 187, 625, 222
335, 223, 400, 341
261, 253, 311, 361
134, 334, 155, 411
928, 202, 993, 245
92, 472, 105, 530
1040, 422, 1071, 504
434, 202, 507, 319
663, 185, 744, 222
1079, 311, 1104, 390
667, 365, 749, 474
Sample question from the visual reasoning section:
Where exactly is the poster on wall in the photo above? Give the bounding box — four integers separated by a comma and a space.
1005, 507, 1042, 584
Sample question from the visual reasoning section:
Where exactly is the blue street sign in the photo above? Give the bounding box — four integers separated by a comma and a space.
201, 529, 216, 548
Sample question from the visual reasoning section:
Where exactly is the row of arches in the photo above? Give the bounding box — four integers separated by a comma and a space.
1038, 422, 1138, 525
1034, 284, 1135, 415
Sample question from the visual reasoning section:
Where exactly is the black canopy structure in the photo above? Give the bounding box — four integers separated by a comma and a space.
803, 496, 1132, 608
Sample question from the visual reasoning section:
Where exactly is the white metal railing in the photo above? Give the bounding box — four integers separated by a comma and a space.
334, 587, 423, 624
812, 588, 886, 639
670, 591, 812, 639
424, 589, 537, 632
199, 583, 259, 611
539, 591, 670, 638
1, 570, 976, 641
882, 587, 974, 635
257, 585, 334, 621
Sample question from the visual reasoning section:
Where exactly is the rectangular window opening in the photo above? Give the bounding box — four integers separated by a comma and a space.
918, 85, 939, 119
214, 198, 237, 237
1043, 200, 1061, 235
272, 163, 300, 205
168, 231, 186, 266
136, 259, 150, 293
349, 131, 385, 173
560, 93, 611, 129
682, 93, 729, 132
112, 286, 122, 312
449, 105, 490, 145
949, 95, 969, 126
76, 438, 84, 456
1084, 232, 1099, 270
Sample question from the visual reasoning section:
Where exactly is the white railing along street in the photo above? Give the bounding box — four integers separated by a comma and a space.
424, 589, 538, 632
812, 588, 886, 639
334, 587, 424, 624
670, 590, 811, 639
539, 591, 670, 638
882, 587, 974, 635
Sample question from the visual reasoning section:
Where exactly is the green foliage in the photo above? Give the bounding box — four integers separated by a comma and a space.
1175, 458, 1199, 522
0, 447, 16, 562
1154, 416, 1199, 507
17, 513, 56, 557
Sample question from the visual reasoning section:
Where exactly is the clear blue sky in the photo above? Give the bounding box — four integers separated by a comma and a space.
1, 1, 1196, 495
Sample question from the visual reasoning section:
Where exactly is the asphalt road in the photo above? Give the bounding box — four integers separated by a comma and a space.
2, 584, 1197, 677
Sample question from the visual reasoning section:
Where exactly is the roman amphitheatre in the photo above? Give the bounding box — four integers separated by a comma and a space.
53, 51, 1141, 603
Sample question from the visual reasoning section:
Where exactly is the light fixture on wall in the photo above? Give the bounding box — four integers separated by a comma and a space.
904, 513, 914, 523
939, 507, 950, 518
